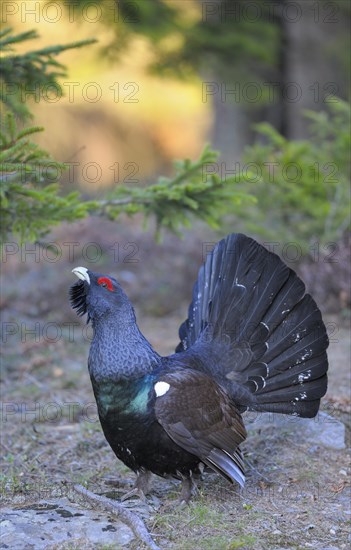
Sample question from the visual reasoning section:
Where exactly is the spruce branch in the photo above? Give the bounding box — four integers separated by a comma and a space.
0, 113, 255, 243
234, 99, 350, 247
92, 145, 256, 238
0, 114, 94, 242
0, 28, 96, 118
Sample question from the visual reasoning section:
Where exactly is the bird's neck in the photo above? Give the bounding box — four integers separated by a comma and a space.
88, 313, 160, 382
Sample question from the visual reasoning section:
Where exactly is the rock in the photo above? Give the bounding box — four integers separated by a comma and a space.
245, 411, 345, 450
0, 497, 134, 549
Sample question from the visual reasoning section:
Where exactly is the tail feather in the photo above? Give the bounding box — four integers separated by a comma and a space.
262, 271, 306, 327
264, 295, 325, 363
205, 448, 245, 487
254, 353, 328, 394
254, 377, 327, 404
266, 327, 328, 375
266, 353, 328, 385
176, 234, 328, 418
249, 399, 322, 417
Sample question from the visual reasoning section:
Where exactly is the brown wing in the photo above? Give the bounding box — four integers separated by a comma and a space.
154, 369, 247, 486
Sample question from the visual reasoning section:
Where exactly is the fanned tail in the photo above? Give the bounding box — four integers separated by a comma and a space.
176, 234, 328, 417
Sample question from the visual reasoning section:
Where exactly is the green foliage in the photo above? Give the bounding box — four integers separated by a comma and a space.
0, 113, 94, 242
97, 145, 255, 238
0, 110, 255, 243
234, 99, 350, 247
0, 29, 97, 243
0, 28, 96, 119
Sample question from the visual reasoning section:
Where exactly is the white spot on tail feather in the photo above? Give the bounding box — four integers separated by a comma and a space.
298, 370, 312, 383
154, 381, 170, 397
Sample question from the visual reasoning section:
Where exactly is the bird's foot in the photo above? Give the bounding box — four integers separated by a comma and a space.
162, 477, 196, 509
121, 470, 152, 502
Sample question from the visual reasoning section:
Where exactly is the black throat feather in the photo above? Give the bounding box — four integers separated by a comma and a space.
69, 281, 90, 323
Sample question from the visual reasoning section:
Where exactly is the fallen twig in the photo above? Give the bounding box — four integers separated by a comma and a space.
73, 483, 161, 550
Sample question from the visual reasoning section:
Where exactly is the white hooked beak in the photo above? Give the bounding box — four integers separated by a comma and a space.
72, 266, 90, 285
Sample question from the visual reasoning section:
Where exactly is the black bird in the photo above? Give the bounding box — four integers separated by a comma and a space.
70, 233, 328, 502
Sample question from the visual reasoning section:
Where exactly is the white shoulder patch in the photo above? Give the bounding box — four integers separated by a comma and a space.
154, 381, 170, 397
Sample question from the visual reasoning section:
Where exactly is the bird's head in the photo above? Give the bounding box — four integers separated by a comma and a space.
70, 266, 134, 324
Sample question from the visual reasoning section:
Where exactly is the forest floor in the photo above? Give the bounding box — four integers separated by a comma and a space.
1, 312, 350, 550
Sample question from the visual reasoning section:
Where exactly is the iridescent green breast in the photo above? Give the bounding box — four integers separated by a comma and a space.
92, 374, 156, 420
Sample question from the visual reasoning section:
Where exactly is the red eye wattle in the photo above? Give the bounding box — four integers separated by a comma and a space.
97, 277, 114, 292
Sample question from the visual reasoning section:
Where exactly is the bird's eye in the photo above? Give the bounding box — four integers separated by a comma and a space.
97, 277, 114, 292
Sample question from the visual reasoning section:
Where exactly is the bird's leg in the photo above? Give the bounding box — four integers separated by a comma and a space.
161, 477, 195, 511
121, 470, 152, 502
178, 476, 195, 505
